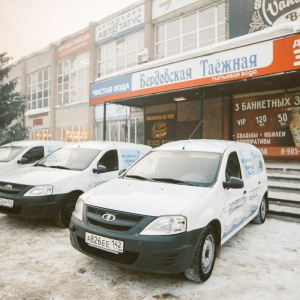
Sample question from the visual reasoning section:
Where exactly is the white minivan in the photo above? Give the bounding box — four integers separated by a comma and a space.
69, 139, 268, 283
0, 140, 68, 175
0, 141, 151, 227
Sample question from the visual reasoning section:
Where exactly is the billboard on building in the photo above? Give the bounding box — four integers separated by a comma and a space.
95, 4, 145, 45
233, 93, 300, 158
57, 31, 91, 60
229, 0, 300, 38
90, 31, 300, 104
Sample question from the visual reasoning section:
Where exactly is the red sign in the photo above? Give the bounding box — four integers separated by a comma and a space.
57, 31, 90, 60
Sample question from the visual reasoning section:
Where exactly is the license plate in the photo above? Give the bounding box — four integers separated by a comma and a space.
85, 232, 124, 253
0, 198, 14, 208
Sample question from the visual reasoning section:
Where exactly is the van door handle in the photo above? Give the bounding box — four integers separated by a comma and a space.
243, 190, 247, 194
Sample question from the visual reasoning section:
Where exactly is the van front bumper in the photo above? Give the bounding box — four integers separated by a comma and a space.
69, 215, 205, 274
0, 192, 66, 220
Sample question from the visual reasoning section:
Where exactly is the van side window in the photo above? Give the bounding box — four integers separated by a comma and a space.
225, 152, 241, 180
23, 146, 45, 164
98, 150, 119, 172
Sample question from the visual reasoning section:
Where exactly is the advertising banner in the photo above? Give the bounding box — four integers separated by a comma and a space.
95, 4, 144, 45
233, 93, 300, 158
57, 31, 91, 60
145, 112, 177, 147
90, 32, 300, 105
229, 0, 300, 38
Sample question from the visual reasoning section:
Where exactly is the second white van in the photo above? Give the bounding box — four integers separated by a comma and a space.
0, 141, 151, 227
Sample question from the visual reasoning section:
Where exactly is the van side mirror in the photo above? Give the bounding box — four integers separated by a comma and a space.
223, 177, 244, 190
93, 164, 107, 174
17, 157, 30, 165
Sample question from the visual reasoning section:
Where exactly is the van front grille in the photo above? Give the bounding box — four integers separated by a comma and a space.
0, 181, 29, 195
86, 205, 146, 232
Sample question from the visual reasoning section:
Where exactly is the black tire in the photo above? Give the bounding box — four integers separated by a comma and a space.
54, 192, 81, 228
184, 225, 217, 283
252, 196, 267, 224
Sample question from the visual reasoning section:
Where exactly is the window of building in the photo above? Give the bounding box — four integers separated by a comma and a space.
154, 2, 225, 59
199, 2, 226, 47
96, 30, 144, 78
57, 51, 89, 106
27, 68, 51, 110
57, 124, 88, 142
30, 129, 51, 141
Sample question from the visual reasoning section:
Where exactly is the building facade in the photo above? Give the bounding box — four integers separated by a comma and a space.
6, 0, 300, 161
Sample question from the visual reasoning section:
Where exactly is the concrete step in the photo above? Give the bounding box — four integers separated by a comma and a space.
268, 190, 300, 202
268, 197, 300, 223
265, 163, 300, 222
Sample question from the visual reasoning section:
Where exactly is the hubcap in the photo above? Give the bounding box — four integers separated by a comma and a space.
201, 234, 215, 274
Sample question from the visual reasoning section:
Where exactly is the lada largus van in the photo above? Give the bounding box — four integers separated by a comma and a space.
69, 139, 268, 283
0, 140, 68, 175
0, 141, 151, 227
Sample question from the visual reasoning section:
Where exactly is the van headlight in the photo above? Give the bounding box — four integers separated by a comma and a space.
73, 198, 84, 221
24, 185, 53, 196
140, 216, 187, 235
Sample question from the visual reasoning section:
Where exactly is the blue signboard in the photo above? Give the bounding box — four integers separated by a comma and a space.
90, 74, 132, 100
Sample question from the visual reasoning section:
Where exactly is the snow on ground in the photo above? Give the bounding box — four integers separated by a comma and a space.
0, 214, 299, 300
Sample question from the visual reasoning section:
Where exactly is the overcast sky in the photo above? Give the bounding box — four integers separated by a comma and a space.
0, 0, 138, 62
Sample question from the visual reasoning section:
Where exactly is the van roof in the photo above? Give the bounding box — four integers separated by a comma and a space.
62, 141, 151, 151
1, 140, 69, 147
156, 139, 257, 153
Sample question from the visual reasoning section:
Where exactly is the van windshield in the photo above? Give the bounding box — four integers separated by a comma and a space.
0, 146, 26, 162
124, 150, 221, 187
36, 148, 100, 171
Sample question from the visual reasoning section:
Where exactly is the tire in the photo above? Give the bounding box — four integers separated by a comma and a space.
54, 192, 81, 228
184, 225, 217, 283
252, 196, 267, 224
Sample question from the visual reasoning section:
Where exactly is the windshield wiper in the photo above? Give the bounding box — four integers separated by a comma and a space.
151, 178, 196, 186
35, 163, 47, 167
49, 165, 71, 170
124, 175, 154, 182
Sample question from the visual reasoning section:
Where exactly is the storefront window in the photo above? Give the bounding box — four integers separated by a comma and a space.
155, 2, 225, 59
27, 68, 51, 111
95, 104, 144, 144
30, 129, 51, 140
57, 124, 88, 142
57, 51, 89, 105
96, 30, 144, 78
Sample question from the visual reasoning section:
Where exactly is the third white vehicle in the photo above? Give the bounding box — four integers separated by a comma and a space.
0, 140, 68, 175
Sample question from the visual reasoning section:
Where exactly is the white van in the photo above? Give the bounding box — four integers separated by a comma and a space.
69, 139, 268, 283
0, 141, 151, 227
0, 140, 68, 175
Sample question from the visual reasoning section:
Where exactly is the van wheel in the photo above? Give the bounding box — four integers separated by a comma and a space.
184, 225, 216, 283
252, 196, 267, 224
54, 192, 81, 228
